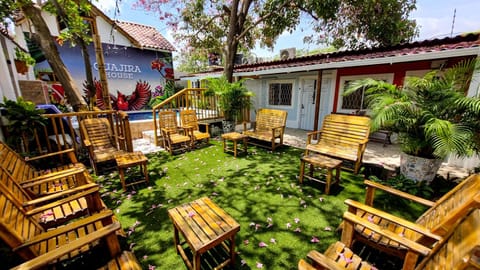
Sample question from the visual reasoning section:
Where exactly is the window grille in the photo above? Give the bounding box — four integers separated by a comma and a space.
341, 80, 367, 110
269, 83, 292, 106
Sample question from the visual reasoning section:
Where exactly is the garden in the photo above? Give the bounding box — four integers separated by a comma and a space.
67, 140, 447, 269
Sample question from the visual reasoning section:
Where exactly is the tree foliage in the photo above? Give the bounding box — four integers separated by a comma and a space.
134, 0, 418, 81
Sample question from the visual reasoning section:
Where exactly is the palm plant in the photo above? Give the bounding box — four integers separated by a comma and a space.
206, 76, 253, 122
345, 59, 480, 160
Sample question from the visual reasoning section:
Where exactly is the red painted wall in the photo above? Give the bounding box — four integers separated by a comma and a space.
331, 57, 472, 112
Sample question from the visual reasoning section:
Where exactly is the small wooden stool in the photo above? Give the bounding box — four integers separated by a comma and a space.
115, 151, 149, 191
299, 154, 342, 194
222, 132, 248, 157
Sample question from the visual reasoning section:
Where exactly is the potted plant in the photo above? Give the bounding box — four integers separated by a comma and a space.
14, 47, 36, 74
206, 76, 253, 133
345, 59, 480, 182
0, 97, 47, 153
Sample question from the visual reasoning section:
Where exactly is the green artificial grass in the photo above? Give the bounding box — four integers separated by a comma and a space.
94, 139, 426, 269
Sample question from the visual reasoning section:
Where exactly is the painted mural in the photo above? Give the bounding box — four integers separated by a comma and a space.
34, 41, 173, 110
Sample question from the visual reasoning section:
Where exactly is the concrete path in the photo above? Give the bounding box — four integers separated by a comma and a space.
134, 127, 469, 179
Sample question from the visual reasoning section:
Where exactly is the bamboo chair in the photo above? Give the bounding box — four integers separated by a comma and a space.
0, 184, 121, 264
341, 174, 480, 269
299, 206, 480, 270
0, 141, 89, 197
180, 109, 210, 146
80, 117, 127, 174
159, 110, 192, 154
0, 166, 105, 229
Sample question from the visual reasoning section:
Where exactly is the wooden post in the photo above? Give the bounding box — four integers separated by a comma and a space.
90, 18, 112, 110
313, 70, 323, 139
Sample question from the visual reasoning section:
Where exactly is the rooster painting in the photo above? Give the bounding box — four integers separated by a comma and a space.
84, 80, 151, 111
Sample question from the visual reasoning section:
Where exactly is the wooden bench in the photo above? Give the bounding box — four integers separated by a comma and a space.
243, 108, 287, 151
341, 174, 480, 269
299, 207, 480, 270
0, 141, 93, 197
305, 114, 370, 174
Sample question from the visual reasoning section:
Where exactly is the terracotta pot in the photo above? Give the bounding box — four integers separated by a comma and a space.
400, 152, 443, 183
14, 60, 28, 74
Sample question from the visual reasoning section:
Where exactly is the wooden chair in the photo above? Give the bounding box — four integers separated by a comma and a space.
299, 207, 480, 270
0, 166, 105, 229
180, 109, 210, 146
341, 174, 480, 269
0, 182, 121, 264
159, 110, 192, 154
242, 108, 288, 151
305, 114, 371, 174
0, 140, 93, 198
12, 249, 142, 270
80, 117, 127, 174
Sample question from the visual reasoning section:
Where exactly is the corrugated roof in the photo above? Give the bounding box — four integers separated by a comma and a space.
115, 21, 175, 51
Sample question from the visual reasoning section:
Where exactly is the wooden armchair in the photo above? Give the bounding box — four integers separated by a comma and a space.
0, 166, 105, 229
80, 117, 127, 174
159, 110, 192, 154
341, 174, 480, 269
0, 182, 120, 264
180, 109, 210, 146
299, 207, 480, 270
243, 108, 287, 151
305, 114, 370, 174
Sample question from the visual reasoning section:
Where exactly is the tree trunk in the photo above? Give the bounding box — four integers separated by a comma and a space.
21, 2, 87, 111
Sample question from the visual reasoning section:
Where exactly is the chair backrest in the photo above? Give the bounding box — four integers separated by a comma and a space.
159, 111, 179, 133
0, 141, 38, 182
0, 180, 43, 259
180, 110, 200, 131
255, 108, 287, 133
0, 167, 32, 204
416, 174, 480, 235
80, 118, 117, 151
319, 114, 371, 146
416, 207, 480, 269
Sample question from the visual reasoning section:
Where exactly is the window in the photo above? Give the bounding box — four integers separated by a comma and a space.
338, 74, 393, 113
269, 82, 293, 106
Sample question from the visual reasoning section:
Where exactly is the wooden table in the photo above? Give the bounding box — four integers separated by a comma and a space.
168, 197, 240, 270
221, 132, 248, 157
299, 154, 342, 194
114, 151, 149, 191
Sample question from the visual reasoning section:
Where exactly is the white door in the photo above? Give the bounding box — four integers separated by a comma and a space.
300, 79, 316, 130
318, 77, 333, 129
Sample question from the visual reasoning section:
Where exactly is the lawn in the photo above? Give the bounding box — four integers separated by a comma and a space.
90, 139, 428, 270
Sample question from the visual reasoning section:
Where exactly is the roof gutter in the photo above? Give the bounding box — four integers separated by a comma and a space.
234, 47, 480, 77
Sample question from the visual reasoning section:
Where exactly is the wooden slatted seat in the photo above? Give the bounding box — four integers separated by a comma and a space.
80, 117, 127, 175
242, 108, 287, 151
299, 207, 480, 270
0, 141, 88, 197
342, 174, 480, 269
0, 166, 105, 229
159, 110, 192, 154
305, 114, 371, 174
180, 109, 210, 146
0, 183, 121, 264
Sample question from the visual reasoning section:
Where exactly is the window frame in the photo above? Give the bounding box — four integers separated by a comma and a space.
267, 80, 295, 108
337, 73, 393, 114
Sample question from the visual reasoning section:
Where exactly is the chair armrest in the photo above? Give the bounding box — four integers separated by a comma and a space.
14, 210, 115, 250
344, 199, 442, 242
305, 250, 346, 270
21, 166, 87, 185
11, 222, 121, 270
23, 183, 101, 213
342, 211, 435, 256
25, 148, 76, 162
306, 131, 322, 144
364, 180, 435, 207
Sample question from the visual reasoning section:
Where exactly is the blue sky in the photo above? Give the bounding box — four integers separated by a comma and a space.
98, 0, 480, 57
